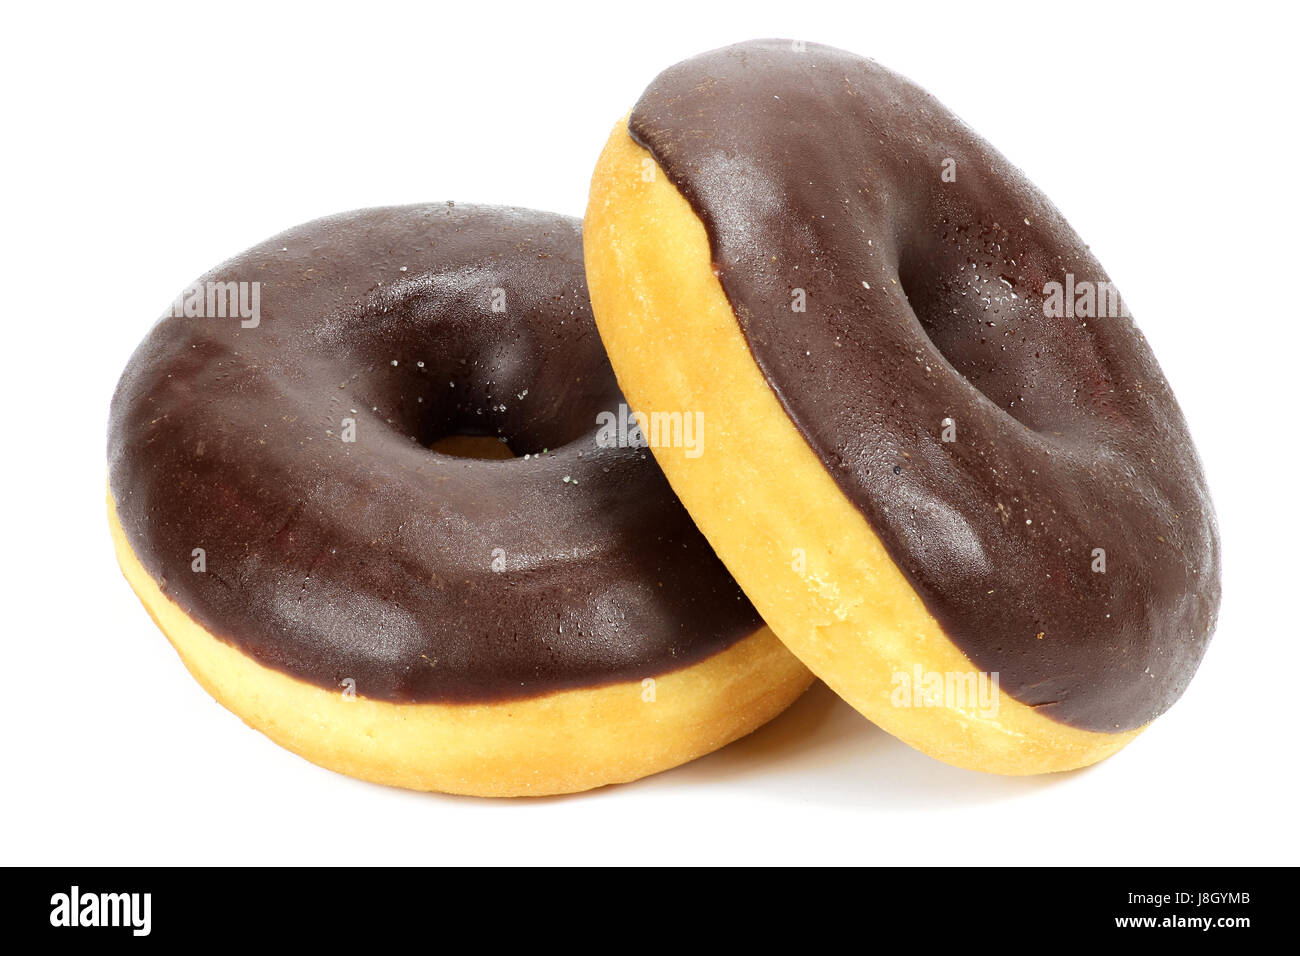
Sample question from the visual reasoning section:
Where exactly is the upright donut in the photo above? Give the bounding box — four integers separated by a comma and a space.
584, 41, 1220, 774
108, 203, 811, 797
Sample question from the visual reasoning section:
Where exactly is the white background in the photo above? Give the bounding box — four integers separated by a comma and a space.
4, 1, 1296, 865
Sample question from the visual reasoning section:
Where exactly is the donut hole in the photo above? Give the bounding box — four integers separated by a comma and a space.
897, 244, 992, 392
320, 262, 627, 460
331, 305, 620, 459
406, 371, 611, 459
896, 226, 1086, 435
428, 434, 517, 460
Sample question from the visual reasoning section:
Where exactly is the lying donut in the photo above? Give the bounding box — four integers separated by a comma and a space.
108, 203, 812, 797
584, 40, 1220, 774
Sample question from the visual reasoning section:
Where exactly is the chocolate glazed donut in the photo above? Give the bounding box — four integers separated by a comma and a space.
585, 40, 1220, 773
108, 203, 812, 796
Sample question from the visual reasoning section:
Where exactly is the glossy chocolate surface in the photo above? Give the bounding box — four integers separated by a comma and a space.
629, 40, 1220, 731
109, 204, 761, 702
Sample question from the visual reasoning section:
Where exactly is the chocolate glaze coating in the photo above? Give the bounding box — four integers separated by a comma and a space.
629, 40, 1220, 731
109, 204, 761, 703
